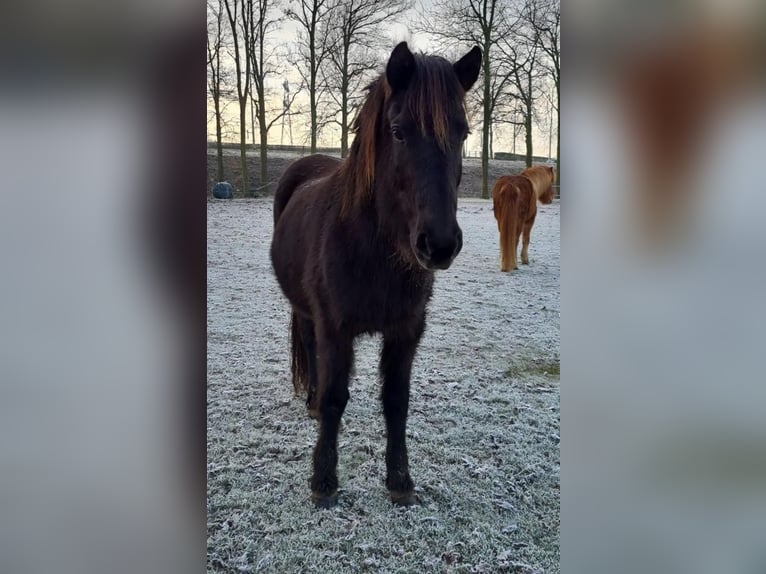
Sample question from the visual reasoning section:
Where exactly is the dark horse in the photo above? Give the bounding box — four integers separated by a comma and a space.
270, 42, 481, 508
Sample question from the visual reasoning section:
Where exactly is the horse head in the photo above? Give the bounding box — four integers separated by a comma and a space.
379, 42, 481, 270
540, 166, 555, 204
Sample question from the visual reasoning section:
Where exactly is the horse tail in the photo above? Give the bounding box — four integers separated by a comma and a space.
492, 180, 504, 266
492, 178, 520, 272
289, 312, 310, 395
504, 184, 520, 271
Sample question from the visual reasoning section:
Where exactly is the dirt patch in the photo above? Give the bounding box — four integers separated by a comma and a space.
207, 197, 560, 572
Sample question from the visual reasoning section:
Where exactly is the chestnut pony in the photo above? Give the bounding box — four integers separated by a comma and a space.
270, 42, 481, 508
492, 165, 555, 272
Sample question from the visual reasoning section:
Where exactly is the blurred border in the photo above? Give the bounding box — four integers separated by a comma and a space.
0, 2, 207, 573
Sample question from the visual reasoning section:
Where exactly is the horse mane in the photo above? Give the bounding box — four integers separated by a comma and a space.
338, 77, 390, 217
520, 165, 555, 203
338, 54, 468, 217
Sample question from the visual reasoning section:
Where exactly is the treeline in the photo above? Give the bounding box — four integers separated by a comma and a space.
207, 0, 559, 197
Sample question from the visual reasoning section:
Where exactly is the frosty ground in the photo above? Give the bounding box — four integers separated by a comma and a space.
207, 197, 560, 573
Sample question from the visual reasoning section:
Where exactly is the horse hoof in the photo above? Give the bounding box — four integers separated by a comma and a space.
390, 491, 418, 507
312, 492, 338, 509
307, 407, 319, 419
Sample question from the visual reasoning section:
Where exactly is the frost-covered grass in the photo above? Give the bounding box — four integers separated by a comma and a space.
207, 198, 560, 573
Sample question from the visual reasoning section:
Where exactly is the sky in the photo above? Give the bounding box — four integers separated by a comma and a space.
207, 5, 558, 158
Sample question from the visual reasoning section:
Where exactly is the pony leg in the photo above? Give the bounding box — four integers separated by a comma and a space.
310, 328, 353, 508
380, 319, 424, 506
295, 316, 319, 418
521, 219, 534, 265
521, 215, 535, 265
507, 218, 519, 271
499, 233, 509, 272
499, 210, 514, 272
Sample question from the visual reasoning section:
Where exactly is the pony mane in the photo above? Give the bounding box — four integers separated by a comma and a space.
339, 77, 390, 217
339, 54, 467, 217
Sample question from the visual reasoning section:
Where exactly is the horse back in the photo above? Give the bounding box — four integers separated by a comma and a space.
273, 154, 341, 225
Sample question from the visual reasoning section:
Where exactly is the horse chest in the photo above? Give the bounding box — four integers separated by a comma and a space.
323, 244, 433, 333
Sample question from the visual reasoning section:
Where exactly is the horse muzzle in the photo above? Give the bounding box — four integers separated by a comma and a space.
413, 225, 463, 270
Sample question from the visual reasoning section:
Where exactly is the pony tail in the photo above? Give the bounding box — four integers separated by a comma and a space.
493, 180, 519, 272
504, 186, 519, 272
290, 312, 309, 395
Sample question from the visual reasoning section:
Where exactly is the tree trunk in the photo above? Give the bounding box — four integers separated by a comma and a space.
525, 73, 533, 167
525, 106, 533, 168
309, 22, 318, 153
259, 121, 268, 191
340, 102, 348, 157
340, 43, 349, 158
481, 43, 491, 199
239, 97, 249, 194
214, 94, 224, 181
310, 82, 317, 152
556, 80, 560, 193
250, 92, 256, 148
258, 85, 268, 190
489, 122, 494, 159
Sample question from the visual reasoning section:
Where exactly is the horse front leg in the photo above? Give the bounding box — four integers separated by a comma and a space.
380, 320, 424, 506
310, 327, 353, 508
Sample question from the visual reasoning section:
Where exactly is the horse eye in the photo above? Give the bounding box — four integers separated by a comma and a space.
391, 126, 405, 142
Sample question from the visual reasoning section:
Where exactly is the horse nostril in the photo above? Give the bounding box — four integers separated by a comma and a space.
454, 229, 463, 255
416, 232, 430, 256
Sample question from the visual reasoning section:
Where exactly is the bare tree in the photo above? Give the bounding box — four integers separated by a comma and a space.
285, 0, 332, 153
498, 23, 545, 168
207, 0, 228, 182
528, 0, 559, 183
223, 0, 253, 194
319, 0, 409, 157
416, 0, 513, 199
247, 0, 299, 190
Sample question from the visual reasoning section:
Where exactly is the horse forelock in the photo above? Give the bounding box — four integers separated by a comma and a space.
339, 56, 467, 217
406, 55, 466, 150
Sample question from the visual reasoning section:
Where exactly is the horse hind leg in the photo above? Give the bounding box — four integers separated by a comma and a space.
506, 215, 519, 271
521, 219, 534, 265
499, 231, 510, 272
511, 225, 520, 270
293, 315, 319, 418
499, 209, 516, 272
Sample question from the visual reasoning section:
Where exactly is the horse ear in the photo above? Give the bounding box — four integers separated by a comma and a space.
454, 46, 482, 92
386, 42, 416, 93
